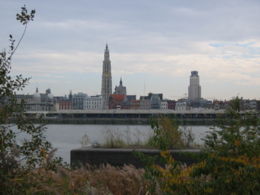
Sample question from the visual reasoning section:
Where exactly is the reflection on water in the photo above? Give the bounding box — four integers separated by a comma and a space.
16, 124, 212, 163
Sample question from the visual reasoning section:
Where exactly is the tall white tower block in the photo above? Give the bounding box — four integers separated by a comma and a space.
188, 71, 201, 101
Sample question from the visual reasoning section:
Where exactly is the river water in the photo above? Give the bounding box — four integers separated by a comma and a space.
14, 124, 212, 163
35, 124, 212, 163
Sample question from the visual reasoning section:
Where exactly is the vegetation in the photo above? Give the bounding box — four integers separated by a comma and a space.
148, 118, 184, 150
148, 117, 196, 149
0, 6, 62, 194
100, 118, 195, 149
102, 128, 128, 148
15, 164, 149, 194
143, 97, 260, 194
0, 7, 148, 194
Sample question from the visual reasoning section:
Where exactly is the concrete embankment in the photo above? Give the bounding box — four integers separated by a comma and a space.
23, 109, 226, 125
18, 118, 218, 125
71, 148, 203, 168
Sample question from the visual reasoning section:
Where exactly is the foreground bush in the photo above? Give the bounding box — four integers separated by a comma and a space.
146, 97, 260, 194
148, 118, 186, 150
0, 6, 62, 194
11, 165, 149, 195
151, 151, 259, 194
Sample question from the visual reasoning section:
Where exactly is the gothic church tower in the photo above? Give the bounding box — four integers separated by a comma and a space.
101, 44, 112, 109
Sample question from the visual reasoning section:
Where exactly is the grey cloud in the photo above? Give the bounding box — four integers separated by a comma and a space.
1, 0, 260, 98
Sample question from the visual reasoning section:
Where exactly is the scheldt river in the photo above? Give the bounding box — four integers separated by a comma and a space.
17, 125, 213, 163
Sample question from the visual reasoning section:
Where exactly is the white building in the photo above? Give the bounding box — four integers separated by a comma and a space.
23, 88, 54, 111
188, 71, 201, 101
84, 95, 103, 110
160, 101, 168, 109
175, 101, 188, 111
175, 98, 190, 111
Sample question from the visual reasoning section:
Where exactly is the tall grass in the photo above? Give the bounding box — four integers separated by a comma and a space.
102, 128, 152, 148
97, 119, 196, 149
20, 165, 150, 194
147, 118, 196, 149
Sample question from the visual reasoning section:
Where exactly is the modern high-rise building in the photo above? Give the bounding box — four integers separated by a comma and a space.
101, 44, 112, 109
188, 71, 201, 101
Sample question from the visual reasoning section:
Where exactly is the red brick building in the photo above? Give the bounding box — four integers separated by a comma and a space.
109, 94, 126, 109
58, 100, 72, 110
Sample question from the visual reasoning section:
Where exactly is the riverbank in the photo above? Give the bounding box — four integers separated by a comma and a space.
11, 118, 219, 125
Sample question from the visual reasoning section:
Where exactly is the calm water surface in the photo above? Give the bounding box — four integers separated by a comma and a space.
40, 124, 212, 163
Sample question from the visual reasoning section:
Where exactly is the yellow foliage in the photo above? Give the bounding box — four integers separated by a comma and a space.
234, 139, 241, 147
153, 150, 207, 193
219, 155, 260, 168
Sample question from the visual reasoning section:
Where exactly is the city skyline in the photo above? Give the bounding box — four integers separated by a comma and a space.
0, 0, 260, 100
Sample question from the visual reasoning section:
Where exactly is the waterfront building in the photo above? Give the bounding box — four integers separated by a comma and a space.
114, 78, 126, 95
108, 94, 126, 109
33, 88, 41, 103
212, 100, 229, 110
139, 93, 163, 109
126, 95, 136, 102
160, 101, 168, 109
176, 98, 189, 111
242, 99, 258, 110
188, 71, 201, 101
140, 96, 151, 109
150, 94, 161, 109
16, 94, 33, 104
44, 88, 54, 101
167, 100, 176, 110
72, 92, 88, 110
20, 88, 55, 111
111, 95, 137, 109
139, 99, 151, 109
53, 95, 67, 103
58, 100, 72, 110
189, 98, 212, 109
129, 100, 140, 109
101, 44, 112, 109
54, 91, 73, 111
125, 95, 137, 109
148, 93, 163, 100
84, 95, 103, 110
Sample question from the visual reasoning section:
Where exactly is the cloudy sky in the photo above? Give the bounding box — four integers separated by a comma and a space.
1, 0, 260, 100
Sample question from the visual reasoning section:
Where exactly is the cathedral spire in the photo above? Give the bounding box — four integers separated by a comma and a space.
104, 44, 110, 60
120, 77, 122, 86
101, 44, 112, 109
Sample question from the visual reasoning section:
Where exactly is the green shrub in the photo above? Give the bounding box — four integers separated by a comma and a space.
148, 117, 186, 150
102, 129, 127, 148
145, 97, 260, 194
0, 6, 62, 194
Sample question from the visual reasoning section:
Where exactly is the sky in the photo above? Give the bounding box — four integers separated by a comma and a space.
0, 0, 260, 100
